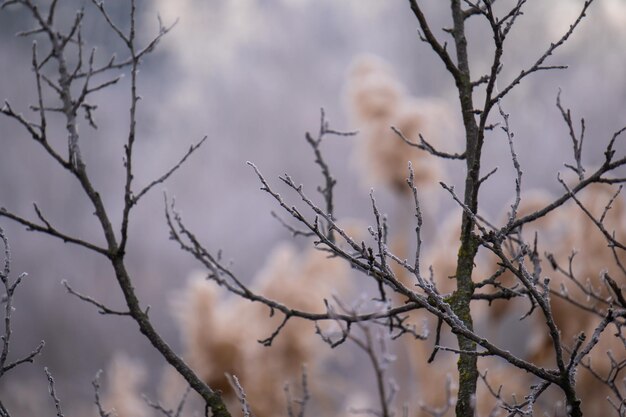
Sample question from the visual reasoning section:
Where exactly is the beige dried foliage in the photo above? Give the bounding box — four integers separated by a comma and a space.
576, 320, 625, 416
395, 208, 488, 417
412, 350, 458, 417
242, 243, 352, 417
103, 353, 152, 417
523, 183, 626, 365
477, 184, 625, 415
410, 185, 623, 415
474, 358, 534, 417
253, 242, 351, 313
334, 392, 374, 417
167, 183, 623, 416
550, 182, 625, 330
345, 55, 456, 196
422, 208, 488, 305
346, 55, 404, 125
169, 242, 352, 417
565, 182, 626, 280
423, 209, 465, 296
388, 232, 412, 292
389, 214, 453, 415
157, 365, 192, 413
483, 189, 568, 321
172, 272, 245, 395
336, 217, 368, 243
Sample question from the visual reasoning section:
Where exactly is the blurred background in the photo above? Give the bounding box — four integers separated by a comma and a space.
0, 0, 625, 415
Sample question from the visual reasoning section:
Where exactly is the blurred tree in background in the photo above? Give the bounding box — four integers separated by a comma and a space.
0, 1, 625, 416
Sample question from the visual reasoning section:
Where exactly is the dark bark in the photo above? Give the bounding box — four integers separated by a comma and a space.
449, 1, 482, 416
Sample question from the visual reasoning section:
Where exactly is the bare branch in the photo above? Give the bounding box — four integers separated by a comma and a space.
226, 375, 251, 417
557, 174, 626, 251
45, 368, 65, 417
0, 226, 45, 380
144, 387, 192, 417
132, 136, 209, 205
407, 0, 461, 81
493, 1, 595, 103
92, 370, 114, 417
556, 91, 586, 180
62, 280, 131, 316
392, 126, 466, 160
0, 207, 109, 256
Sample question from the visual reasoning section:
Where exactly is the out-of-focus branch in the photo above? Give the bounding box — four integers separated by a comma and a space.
418, 375, 454, 417
349, 325, 398, 417
144, 386, 192, 417
283, 367, 309, 417
604, 273, 626, 309
92, 370, 114, 417
0, 227, 45, 382
45, 367, 65, 417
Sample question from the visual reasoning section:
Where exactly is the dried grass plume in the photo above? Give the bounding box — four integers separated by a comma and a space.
103, 353, 152, 417
345, 54, 457, 197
